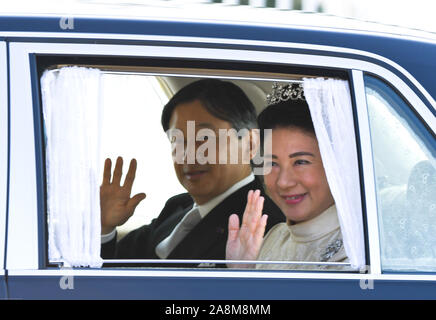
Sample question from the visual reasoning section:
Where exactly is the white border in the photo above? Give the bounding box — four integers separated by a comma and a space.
6, 40, 435, 281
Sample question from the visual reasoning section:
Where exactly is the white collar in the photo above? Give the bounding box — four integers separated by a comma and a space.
194, 173, 255, 219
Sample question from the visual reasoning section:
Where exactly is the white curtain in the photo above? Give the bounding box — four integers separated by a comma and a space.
41, 66, 103, 268
303, 78, 365, 269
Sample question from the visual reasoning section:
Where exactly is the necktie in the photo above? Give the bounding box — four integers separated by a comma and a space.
155, 207, 201, 259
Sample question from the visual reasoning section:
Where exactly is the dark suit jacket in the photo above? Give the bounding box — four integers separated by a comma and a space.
101, 177, 284, 267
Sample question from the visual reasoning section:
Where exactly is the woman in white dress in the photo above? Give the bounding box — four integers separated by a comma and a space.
225, 84, 348, 270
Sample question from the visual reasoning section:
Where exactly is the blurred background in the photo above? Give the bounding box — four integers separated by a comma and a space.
2, 0, 434, 235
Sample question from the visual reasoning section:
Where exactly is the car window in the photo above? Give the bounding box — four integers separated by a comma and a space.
43, 70, 186, 242
364, 75, 436, 272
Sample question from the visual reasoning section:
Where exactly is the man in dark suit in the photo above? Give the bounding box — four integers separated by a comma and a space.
100, 79, 284, 267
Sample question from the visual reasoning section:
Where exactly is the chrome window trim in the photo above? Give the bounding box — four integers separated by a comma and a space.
7, 41, 435, 129
0, 41, 7, 270
6, 41, 435, 280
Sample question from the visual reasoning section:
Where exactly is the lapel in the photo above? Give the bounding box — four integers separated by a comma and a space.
168, 179, 261, 260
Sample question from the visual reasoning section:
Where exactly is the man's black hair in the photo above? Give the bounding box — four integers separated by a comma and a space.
161, 79, 257, 132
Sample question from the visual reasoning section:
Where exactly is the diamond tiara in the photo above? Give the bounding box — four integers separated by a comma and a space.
266, 82, 306, 106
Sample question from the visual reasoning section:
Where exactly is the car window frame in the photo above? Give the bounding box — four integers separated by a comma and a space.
0, 40, 7, 275
39, 63, 355, 272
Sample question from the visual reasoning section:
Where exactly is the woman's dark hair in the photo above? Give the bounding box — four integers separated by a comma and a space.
257, 99, 315, 147
161, 79, 257, 132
